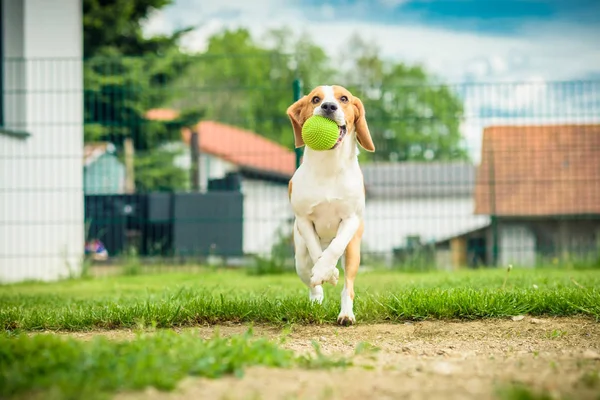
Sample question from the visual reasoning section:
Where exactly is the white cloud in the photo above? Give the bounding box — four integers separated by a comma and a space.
141, 9, 173, 37
148, 1, 600, 83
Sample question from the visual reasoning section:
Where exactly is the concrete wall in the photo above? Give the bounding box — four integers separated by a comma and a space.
240, 178, 292, 256
363, 197, 490, 262
170, 143, 238, 192
0, 0, 84, 283
498, 218, 600, 265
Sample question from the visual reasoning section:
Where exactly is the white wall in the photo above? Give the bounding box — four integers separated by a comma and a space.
499, 225, 536, 268
241, 179, 292, 256
0, 0, 84, 283
363, 197, 490, 259
170, 143, 237, 192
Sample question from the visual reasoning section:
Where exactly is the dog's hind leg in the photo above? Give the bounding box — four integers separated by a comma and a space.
293, 220, 324, 304
337, 219, 364, 326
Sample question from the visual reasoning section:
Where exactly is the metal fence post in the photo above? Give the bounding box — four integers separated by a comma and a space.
488, 145, 499, 267
190, 130, 200, 192
293, 78, 303, 170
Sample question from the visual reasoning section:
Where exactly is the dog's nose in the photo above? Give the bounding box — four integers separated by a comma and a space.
320, 102, 338, 113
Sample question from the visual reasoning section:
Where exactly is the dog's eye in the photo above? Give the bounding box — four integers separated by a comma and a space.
340, 96, 349, 103
311, 96, 321, 104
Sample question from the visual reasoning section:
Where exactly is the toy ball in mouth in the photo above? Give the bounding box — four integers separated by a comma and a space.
301, 115, 345, 151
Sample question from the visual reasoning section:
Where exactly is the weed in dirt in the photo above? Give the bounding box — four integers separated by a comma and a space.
546, 329, 568, 339
0, 268, 599, 331
497, 384, 555, 400
579, 370, 600, 389
0, 328, 350, 400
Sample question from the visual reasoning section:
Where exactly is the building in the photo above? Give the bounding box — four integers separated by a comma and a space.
361, 162, 489, 265
437, 124, 600, 269
146, 109, 295, 257
0, 0, 84, 283
83, 142, 126, 194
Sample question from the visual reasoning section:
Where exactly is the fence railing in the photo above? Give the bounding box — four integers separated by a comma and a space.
1, 55, 600, 280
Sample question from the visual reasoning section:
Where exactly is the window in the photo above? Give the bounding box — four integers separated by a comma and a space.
0, 0, 29, 139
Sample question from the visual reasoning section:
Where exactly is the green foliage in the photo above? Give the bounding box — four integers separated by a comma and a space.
120, 247, 143, 276
133, 147, 188, 192
83, 2, 469, 191
248, 224, 295, 276
83, 0, 195, 191
167, 27, 334, 149
83, 0, 184, 58
1, 269, 599, 331
169, 27, 467, 161
249, 254, 292, 276
497, 384, 555, 400
342, 34, 467, 162
0, 329, 349, 400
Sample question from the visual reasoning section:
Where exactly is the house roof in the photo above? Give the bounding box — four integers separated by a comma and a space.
362, 162, 477, 199
474, 124, 600, 216
146, 109, 295, 178
83, 142, 116, 167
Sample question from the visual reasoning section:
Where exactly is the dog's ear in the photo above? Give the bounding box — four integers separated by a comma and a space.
286, 96, 309, 148
352, 96, 375, 152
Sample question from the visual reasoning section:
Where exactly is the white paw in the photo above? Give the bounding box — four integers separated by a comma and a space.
310, 256, 339, 287
337, 310, 356, 326
309, 286, 324, 304
337, 289, 355, 326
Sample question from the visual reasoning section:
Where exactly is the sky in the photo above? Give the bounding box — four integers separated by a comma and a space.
143, 0, 600, 162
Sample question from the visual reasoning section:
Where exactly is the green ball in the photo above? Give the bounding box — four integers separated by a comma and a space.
301, 115, 339, 151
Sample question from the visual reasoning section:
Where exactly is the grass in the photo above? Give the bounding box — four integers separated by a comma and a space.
497, 384, 555, 400
1, 267, 599, 331
0, 328, 350, 400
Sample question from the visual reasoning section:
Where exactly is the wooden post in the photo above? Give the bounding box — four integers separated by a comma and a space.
190, 130, 200, 192
450, 237, 467, 270
124, 137, 135, 193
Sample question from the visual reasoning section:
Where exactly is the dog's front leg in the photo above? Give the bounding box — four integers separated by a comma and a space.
295, 217, 323, 264
310, 215, 360, 287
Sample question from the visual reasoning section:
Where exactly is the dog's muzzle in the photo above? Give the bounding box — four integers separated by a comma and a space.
332, 125, 347, 149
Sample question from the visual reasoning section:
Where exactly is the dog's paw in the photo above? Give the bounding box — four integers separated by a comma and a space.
336, 312, 356, 326
310, 257, 339, 287
309, 286, 324, 304
337, 288, 355, 326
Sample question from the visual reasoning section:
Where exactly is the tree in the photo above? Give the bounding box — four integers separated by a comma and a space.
341, 34, 468, 162
166, 28, 467, 161
169, 27, 334, 148
83, 0, 195, 191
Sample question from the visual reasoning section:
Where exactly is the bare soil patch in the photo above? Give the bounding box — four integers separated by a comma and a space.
52, 317, 600, 400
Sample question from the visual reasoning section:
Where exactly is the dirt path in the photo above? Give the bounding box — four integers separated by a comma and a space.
61, 317, 600, 400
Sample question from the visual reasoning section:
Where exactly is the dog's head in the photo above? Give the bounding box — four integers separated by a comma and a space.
286, 85, 375, 152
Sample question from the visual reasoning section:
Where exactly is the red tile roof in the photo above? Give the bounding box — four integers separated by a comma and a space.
146, 109, 295, 177
474, 124, 600, 216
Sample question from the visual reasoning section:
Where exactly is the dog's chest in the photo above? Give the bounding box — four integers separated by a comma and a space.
290, 166, 364, 219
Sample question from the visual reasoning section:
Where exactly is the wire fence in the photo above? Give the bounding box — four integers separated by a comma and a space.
1, 55, 600, 280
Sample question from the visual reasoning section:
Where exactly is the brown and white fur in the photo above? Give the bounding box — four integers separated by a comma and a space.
286, 85, 375, 326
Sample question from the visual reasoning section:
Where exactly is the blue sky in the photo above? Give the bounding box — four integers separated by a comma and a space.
145, 0, 600, 83
296, 0, 600, 35
143, 0, 600, 162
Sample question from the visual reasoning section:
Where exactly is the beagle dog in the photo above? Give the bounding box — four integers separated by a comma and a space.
286, 85, 375, 326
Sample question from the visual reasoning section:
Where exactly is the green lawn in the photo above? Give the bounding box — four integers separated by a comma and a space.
0, 328, 351, 400
1, 267, 599, 331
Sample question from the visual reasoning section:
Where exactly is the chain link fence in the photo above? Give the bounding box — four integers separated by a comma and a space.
1, 55, 600, 279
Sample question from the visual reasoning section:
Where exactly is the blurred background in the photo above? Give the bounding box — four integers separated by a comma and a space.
1, 0, 599, 281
